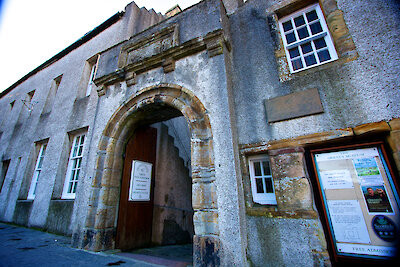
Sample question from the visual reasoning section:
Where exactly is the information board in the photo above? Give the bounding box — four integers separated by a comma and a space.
128, 160, 152, 201
313, 146, 399, 259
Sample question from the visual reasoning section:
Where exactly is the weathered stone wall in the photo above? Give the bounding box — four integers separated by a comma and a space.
77, 1, 248, 265
45, 200, 75, 235
239, 119, 400, 265
230, 0, 400, 265
0, 0, 165, 239
1, 0, 398, 266
13, 200, 33, 226
231, 0, 400, 145
247, 217, 329, 266
240, 146, 329, 266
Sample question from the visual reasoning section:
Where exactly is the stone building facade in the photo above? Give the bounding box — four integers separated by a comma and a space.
1, 0, 399, 266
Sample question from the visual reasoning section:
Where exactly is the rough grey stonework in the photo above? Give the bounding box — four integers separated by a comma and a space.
1, 0, 399, 266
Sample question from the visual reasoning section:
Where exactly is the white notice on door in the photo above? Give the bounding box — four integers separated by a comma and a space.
129, 160, 152, 201
327, 200, 371, 244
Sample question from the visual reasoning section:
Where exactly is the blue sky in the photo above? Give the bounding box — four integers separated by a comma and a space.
0, 0, 201, 93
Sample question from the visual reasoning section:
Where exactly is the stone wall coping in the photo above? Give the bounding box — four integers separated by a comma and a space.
389, 118, 400, 131
239, 119, 397, 154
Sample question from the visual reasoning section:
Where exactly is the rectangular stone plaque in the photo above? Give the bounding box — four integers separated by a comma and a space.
126, 36, 175, 64
265, 88, 323, 123
119, 24, 179, 68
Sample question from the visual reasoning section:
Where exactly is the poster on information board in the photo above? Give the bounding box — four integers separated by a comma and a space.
129, 160, 152, 201
312, 145, 399, 259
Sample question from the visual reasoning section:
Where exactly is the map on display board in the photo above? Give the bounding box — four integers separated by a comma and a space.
314, 147, 399, 258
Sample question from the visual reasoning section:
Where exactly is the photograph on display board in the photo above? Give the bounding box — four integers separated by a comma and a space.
361, 185, 393, 213
353, 157, 384, 187
353, 157, 380, 177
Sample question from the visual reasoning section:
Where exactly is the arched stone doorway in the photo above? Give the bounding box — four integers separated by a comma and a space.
79, 84, 220, 265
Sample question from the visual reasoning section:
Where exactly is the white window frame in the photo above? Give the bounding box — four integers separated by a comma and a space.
85, 57, 99, 96
62, 134, 85, 199
248, 155, 277, 205
278, 3, 338, 73
27, 143, 47, 200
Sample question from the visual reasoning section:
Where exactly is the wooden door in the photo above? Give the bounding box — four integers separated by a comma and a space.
116, 126, 157, 250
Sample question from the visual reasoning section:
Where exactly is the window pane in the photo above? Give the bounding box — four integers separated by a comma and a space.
72, 146, 78, 157
291, 58, 303, 70
301, 42, 313, 54
283, 21, 293, 32
89, 65, 96, 81
73, 158, 78, 169
262, 161, 271, 175
38, 157, 44, 169
80, 135, 85, 145
306, 10, 318, 22
78, 145, 83, 156
33, 182, 37, 194
68, 181, 73, 193
71, 169, 77, 181
72, 182, 77, 194
297, 27, 309, 39
256, 178, 264, 193
317, 49, 331, 62
265, 178, 274, 193
42, 144, 47, 155
33, 172, 40, 194
289, 47, 300, 59
294, 15, 305, 27
305, 54, 317, 66
310, 21, 323, 35
75, 169, 80, 181
77, 158, 82, 168
314, 38, 327, 49
254, 162, 261, 176
285, 32, 296, 44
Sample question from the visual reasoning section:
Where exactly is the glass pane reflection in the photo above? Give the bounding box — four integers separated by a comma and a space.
256, 178, 264, 193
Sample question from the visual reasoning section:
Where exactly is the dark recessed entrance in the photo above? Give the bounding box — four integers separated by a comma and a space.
115, 114, 194, 262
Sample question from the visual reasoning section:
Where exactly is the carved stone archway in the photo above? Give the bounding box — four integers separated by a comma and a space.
77, 84, 220, 265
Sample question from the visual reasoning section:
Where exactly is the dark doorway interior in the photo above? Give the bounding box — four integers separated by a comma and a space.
116, 116, 194, 262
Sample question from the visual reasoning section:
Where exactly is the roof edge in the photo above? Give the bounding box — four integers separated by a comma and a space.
0, 11, 124, 99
